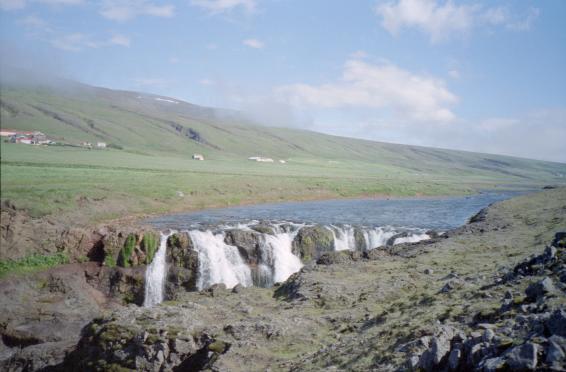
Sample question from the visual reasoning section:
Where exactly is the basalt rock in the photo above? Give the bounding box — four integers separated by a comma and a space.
386, 231, 411, 246
224, 229, 261, 264
62, 309, 230, 372
292, 225, 334, 262
166, 232, 199, 296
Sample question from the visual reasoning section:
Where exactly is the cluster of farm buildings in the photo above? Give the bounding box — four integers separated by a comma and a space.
0, 129, 106, 148
0, 129, 52, 145
192, 154, 286, 164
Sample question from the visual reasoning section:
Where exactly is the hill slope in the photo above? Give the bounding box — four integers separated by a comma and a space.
1, 82, 564, 177
1, 80, 565, 225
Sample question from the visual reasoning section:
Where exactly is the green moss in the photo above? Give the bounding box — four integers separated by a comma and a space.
0, 252, 69, 278
141, 232, 158, 264
104, 254, 117, 268
118, 234, 136, 268
208, 340, 229, 354
168, 234, 180, 248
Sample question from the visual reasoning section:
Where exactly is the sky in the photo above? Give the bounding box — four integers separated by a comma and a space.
1, 0, 565, 162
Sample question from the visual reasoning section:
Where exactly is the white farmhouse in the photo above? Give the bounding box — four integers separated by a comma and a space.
248, 156, 274, 162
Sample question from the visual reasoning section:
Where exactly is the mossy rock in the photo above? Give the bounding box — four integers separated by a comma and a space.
250, 224, 275, 235
141, 232, 158, 264
292, 225, 335, 261
118, 234, 137, 268
208, 340, 230, 354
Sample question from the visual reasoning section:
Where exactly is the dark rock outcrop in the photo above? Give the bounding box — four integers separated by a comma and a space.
292, 225, 334, 261
224, 230, 261, 264
166, 232, 199, 296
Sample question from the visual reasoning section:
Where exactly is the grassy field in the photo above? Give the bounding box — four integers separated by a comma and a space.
1, 82, 565, 225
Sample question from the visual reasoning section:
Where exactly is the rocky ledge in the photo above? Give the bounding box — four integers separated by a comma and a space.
0, 187, 565, 371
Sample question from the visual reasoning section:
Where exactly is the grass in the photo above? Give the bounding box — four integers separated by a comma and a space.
1, 83, 565, 226
0, 252, 69, 278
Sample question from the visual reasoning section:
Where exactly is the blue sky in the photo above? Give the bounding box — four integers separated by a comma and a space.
1, 0, 565, 162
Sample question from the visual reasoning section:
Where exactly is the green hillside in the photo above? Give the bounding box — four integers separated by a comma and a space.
1, 81, 565, 224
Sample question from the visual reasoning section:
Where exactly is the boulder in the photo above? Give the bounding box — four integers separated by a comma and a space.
525, 277, 555, 301
292, 225, 335, 261
207, 283, 228, 297
546, 335, 566, 366
386, 232, 411, 246
224, 230, 261, 264
418, 325, 457, 371
506, 343, 539, 370
448, 345, 462, 370
250, 224, 275, 235
545, 309, 566, 337
552, 232, 566, 248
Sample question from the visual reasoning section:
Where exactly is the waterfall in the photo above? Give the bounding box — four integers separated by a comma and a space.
141, 222, 434, 296
362, 227, 397, 250
260, 229, 303, 284
143, 232, 171, 307
330, 225, 356, 251
189, 230, 252, 290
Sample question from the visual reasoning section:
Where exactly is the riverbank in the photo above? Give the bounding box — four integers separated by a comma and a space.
1, 187, 564, 371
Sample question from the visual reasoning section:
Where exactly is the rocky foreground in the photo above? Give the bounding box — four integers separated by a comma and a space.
1, 188, 565, 371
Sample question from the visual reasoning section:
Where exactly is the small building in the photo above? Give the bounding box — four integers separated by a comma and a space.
248, 156, 274, 163
80, 142, 93, 148
15, 136, 33, 145
96, 142, 107, 148
192, 154, 204, 161
279, 160, 286, 164
0, 129, 18, 137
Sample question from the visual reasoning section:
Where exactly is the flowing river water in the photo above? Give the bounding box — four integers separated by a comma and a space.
143, 191, 523, 306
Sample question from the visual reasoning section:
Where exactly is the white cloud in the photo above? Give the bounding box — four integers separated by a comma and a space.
1, 0, 82, 10
36, 0, 83, 4
350, 50, 368, 59
242, 38, 264, 49
109, 34, 130, 47
132, 77, 168, 87
333, 109, 566, 163
51, 33, 99, 51
375, 0, 539, 42
100, 0, 175, 21
276, 59, 457, 123
199, 78, 214, 86
51, 32, 131, 51
505, 7, 539, 31
190, 0, 256, 13
19, 14, 50, 30
0, 0, 25, 9
448, 69, 460, 79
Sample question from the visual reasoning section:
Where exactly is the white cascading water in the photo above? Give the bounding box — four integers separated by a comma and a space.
144, 232, 172, 307
142, 223, 433, 294
261, 230, 303, 283
329, 225, 356, 251
393, 232, 430, 245
189, 230, 252, 290
362, 227, 397, 251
